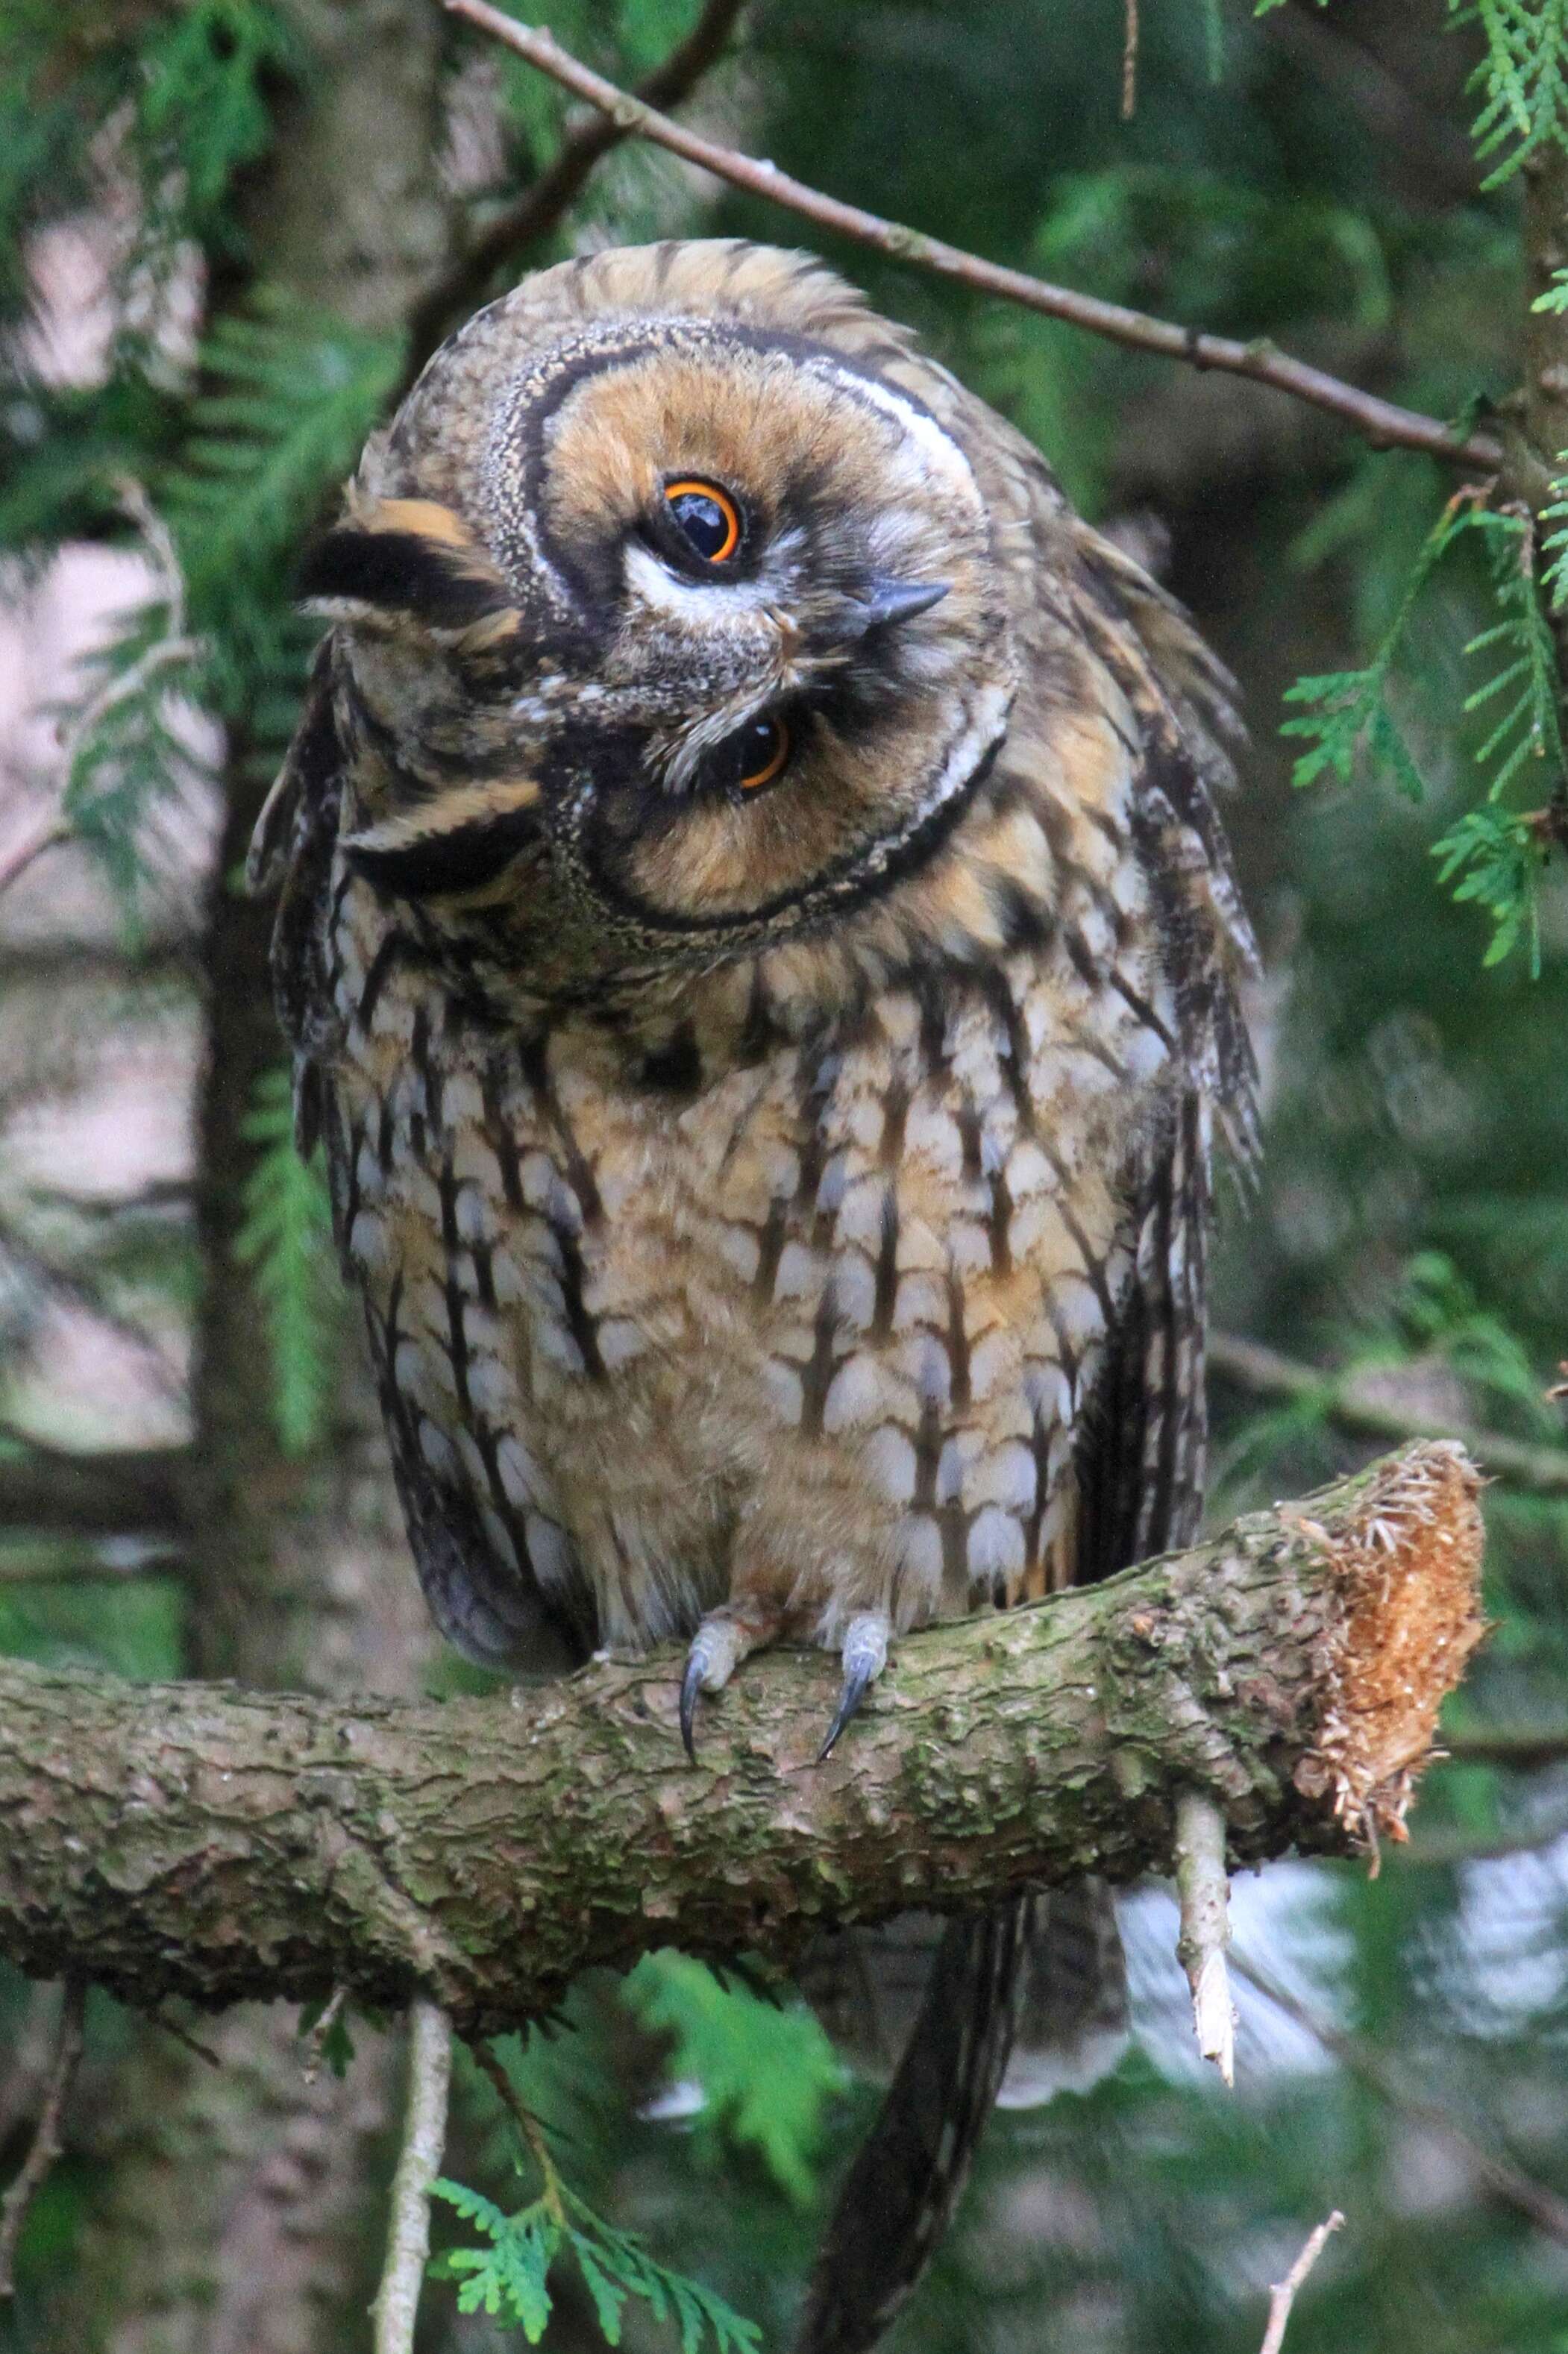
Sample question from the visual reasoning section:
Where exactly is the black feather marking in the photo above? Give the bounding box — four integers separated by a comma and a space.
987, 1166, 1013, 1277
438, 1157, 473, 1417
991, 877, 1054, 954
755, 1196, 788, 1302
878, 1078, 910, 1171
356, 929, 401, 1031
912, 967, 949, 1073
956, 1094, 983, 1184
555, 1224, 606, 1382
480, 1064, 525, 1214
871, 1184, 899, 1340
800, 1285, 840, 1441
944, 1270, 971, 1411
977, 966, 1037, 1137
738, 964, 781, 1066
518, 1036, 602, 1228
912, 1394, 941, 1513
299, 525, 515, 633
344, 800, 542, 900
639, 1021, 703, 1096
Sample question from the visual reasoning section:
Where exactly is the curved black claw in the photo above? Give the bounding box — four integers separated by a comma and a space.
818, 1665, 875, 1763
818, 1613, 890, 1763
680, 1648, 705, 1764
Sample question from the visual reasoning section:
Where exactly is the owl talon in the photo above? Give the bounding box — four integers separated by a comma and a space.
679, 1648, 707, 1763
679, 1607, 780, 1763
819, 1613, 890, 1761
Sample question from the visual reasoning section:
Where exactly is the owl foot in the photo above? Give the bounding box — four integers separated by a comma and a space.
679, 1603, 783, 1763
819, 1613, 890, 1762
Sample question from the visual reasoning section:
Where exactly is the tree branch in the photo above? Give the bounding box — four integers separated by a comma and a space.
0, 1436, 192, 1542
1209, 1331, 1568, 1495
406, 0, 746, 384
0, 1444, 1482, 2034
442, 1, 1501, 474
371, 2000, 451, 2354
1257, 2212, 1343, 2354
1232, 1952, 1568, 2247
0, 1980, 85, 2300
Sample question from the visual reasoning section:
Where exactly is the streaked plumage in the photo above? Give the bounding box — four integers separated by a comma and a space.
251, 238, 1255, 2354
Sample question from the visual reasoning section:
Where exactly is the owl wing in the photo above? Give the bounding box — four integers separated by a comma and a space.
248, 638, 585, 1676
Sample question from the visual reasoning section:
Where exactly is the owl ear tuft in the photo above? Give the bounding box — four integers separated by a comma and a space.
298, 498, 521, 642
342, 778, 544, 901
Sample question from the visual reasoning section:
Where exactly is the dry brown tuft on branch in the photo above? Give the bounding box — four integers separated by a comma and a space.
0, 1443, 1483, 2035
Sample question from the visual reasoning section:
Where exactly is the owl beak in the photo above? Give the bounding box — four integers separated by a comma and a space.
814, 575, 950, 648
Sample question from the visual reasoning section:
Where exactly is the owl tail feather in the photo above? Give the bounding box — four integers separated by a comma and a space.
794, 1895, 1035, 2354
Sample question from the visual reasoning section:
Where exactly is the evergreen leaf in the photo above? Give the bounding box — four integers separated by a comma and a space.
233, 1065, 337, 1454
624, 1950, 841, 2206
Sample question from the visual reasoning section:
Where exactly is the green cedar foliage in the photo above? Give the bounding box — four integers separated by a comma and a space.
430, 2174, 761, 2353
232, 1066, 336, 1455
433, 2044, 763, 2354
1283, 499, 1564, 970
622, 1953, 843, 2209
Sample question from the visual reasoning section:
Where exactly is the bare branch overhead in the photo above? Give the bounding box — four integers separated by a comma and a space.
442, 0, 1502, 473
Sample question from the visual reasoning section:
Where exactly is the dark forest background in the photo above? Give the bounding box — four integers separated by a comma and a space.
4, 1, 1568, 2349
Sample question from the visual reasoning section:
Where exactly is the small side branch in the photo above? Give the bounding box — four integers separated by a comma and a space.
371, 2000, 452, 2354
1210, 1332, 1568, 1495
1233, 1953, 1568, 2247
0, 1434, 192, 1542
0, 1980, 86, 2300
441, 0, 1499, 473
1173, 1789, 1235, 2087
1258, 2212, 1343, 2354
406, 0, 745, 382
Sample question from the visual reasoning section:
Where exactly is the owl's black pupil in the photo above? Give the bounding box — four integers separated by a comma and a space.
707, 717, 784, 793
668, 490, 730, 559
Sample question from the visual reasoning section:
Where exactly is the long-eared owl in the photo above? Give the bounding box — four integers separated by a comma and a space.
251, 239, 1255, 2354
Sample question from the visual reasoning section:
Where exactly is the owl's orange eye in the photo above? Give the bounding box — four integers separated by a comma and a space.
663, 478, 741, 565
733, 715, 791, 793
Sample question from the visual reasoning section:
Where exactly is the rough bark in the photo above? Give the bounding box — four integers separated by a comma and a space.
1, 1443, 1484, 2038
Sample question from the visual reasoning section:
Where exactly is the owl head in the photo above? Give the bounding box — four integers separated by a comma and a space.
300, 242, 1017, 984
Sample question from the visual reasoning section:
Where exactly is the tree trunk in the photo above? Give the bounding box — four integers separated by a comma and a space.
25, 8, 462, 2350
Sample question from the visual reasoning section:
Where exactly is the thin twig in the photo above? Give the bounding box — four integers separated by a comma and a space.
442, 0, 1500, 472
371, 1999, 452, 2354
407, 0, 746, 383
1440, 1725, 1568, 1766
1401, 1805, 1568, 1868
1232, 1952, 1568, 2247
1173, 1789, 1235, 2087
468, 2038, 566, 2223
0, 817, 69, 908
301, 1986, 348, 2086
0, 1540, 183, 1585
1210, 1330, 1568, 1495
1258, 2212, 1344, 2354
148, 2006, 222, 2069
0, 1980, 86, 2300
1121, 0, 1139, 121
